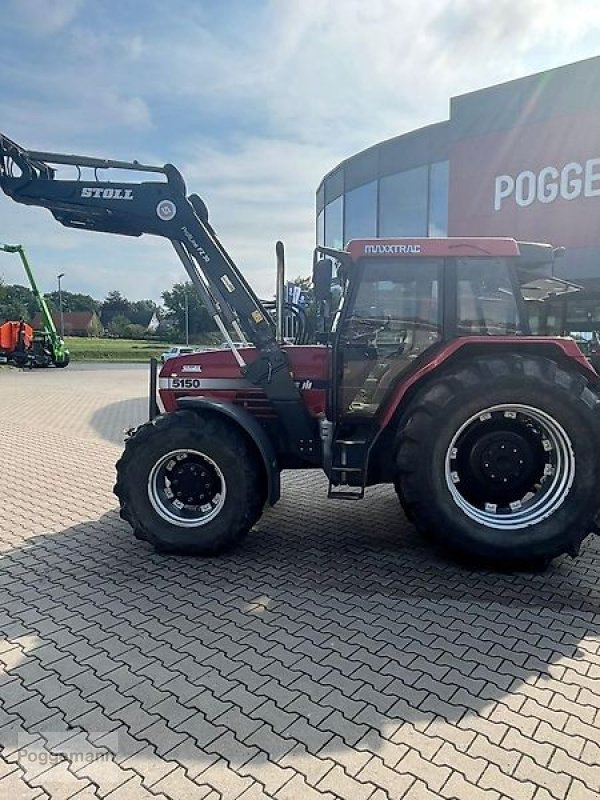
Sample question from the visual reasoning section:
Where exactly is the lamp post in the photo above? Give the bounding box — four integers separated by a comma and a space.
184, 286, 189, 345
57, 273, 65, 338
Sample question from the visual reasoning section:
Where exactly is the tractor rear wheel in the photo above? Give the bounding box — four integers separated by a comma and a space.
395, 355, 600, 566
114, 410, 266, 555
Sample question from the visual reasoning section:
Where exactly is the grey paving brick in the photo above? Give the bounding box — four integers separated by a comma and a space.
479, 763, 537, 800
198, 757, 254, 800
317, 764, 377, 800
549, 749, 599, 794
275, 774, 337, 800
278, 743, 335, 785
136, 718, 187, 757
152, 766, 214, 800
173, 711, 225, 748
356, 755, 415, 797
246, 723, 296, 760
283, 716, 334, 753
317, 710, 370, 748
249, 701, 299, 736
205, 730, 260, 770
103, 774, 170, 799
440, 772, 502, 800
238, 753, 296, 796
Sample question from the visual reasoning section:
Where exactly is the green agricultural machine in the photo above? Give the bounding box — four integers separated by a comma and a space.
0, 243, 69, 367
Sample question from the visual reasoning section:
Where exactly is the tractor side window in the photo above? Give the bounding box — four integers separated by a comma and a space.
457, 258, 519, 335
340, 258, 442, 416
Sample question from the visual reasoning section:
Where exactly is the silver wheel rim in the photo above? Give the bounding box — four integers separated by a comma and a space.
148, 448, 226, 527
444, 404, 575, 530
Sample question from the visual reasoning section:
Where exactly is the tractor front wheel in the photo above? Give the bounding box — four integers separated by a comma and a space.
114, 410, 266, 555
395, 355, 600, 566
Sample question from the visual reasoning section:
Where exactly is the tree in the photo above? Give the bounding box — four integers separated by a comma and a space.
101, 290, 131, 326
0, 282, 32, 323
44, 290, 100, 315
108, 314, 132, 338
124, 323, 148, 340
128, 299, 159, 327
162, 282, 216, 341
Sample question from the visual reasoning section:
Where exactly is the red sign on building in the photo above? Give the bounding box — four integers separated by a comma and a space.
448, 111, 600, 249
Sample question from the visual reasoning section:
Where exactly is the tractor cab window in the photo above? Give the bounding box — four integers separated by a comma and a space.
339, 258, 442, 416
457, 258, 519, 335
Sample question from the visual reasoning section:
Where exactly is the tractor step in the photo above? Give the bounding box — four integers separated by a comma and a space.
327, 436, 368, 499
328, 487, 365, 499
327, 466, 366, 500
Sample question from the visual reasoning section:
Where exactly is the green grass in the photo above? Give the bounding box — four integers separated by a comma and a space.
65, 337, 171, 362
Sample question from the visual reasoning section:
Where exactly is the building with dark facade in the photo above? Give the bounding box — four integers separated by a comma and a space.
316, 56, 600, 335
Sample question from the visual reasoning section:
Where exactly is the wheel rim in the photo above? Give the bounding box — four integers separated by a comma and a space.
148, 449, 226, 527
444, 404, 575, 530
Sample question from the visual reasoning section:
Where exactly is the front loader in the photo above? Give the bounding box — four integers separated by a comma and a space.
1, 131, 599, 567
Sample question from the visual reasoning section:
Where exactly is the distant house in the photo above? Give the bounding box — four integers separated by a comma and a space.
32, 311, 102, 337
146, 312, 160, 333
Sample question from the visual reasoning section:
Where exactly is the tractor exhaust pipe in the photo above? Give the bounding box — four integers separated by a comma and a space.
149, 357, 160, 421
276, 240, 285, 343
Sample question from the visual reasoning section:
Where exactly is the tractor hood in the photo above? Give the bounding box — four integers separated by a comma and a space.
158, 344, 330, 418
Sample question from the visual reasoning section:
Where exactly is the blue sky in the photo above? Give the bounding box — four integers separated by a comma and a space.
1, 0, 599, 302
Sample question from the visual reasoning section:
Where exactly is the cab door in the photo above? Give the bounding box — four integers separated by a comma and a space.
336, 257, 442, 418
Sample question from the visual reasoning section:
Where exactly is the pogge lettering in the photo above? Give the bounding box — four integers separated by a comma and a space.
494, 158, 600, 211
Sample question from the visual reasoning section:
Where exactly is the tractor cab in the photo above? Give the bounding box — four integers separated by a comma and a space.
313, 237, 559, 421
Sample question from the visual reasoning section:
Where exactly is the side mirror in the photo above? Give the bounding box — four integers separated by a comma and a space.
313, 258, 333, 304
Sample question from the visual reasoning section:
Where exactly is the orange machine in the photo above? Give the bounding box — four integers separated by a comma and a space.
0, 320, 33, 360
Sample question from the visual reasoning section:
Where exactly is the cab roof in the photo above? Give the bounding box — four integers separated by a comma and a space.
347, 237, 533, 260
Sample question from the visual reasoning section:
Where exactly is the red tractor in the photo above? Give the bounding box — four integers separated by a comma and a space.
2, 133, 599, 566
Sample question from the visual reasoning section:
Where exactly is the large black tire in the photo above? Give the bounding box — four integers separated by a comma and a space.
114, 410, 266, 555
395, 355, 600, 566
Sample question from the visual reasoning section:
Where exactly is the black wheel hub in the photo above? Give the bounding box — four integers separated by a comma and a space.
164, 455, 220, 508
471, 431, 536, 486
454, 414, 547, 505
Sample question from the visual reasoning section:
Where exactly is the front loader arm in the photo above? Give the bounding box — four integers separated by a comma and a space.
0, 133, 319, 460
0, 133, 269, 343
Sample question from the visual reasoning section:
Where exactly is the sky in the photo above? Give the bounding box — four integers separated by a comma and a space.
1, 0, 600, 303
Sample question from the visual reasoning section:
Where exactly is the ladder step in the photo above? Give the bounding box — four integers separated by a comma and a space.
330, 466, 363, 473
328, 487, 365, 500
335, 439, 367, 446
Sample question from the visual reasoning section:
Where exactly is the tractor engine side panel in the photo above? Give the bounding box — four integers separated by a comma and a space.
158, 345, 330, 421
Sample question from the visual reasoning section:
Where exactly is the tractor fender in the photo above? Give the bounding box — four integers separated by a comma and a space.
176, 396, 280, 505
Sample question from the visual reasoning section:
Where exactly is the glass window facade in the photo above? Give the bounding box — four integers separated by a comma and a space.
317, 210, 325, 246
378, 166, 428, 237
317, 160, 449, 246
428, 161, 449, 237
324, 195, 343, 249
344, 181, 377, 241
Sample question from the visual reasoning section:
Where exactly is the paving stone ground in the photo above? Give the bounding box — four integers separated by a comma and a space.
0, 362, 599, 800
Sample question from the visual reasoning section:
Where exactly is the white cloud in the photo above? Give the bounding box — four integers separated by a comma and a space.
6, 0, 83, 35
